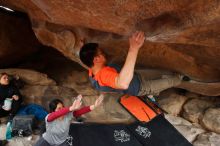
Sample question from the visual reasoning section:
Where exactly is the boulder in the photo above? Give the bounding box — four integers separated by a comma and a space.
0, 68, 56, 86
184, 91, 201, 99
201, 107, 220, 134
1, 0, 220, 83
193, 132, 220, 146
165, 114, 205, 143
182, 99, 214, 123
158, 90, 188, 116
57, 70, 98, 96
20, 85, 77, 111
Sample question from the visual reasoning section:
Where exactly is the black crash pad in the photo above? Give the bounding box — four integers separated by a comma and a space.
69, 123, 142, 146
69, 115, 192, 146
128, 115, 192, 146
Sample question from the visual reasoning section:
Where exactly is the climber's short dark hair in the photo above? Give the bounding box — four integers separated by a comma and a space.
79, 43, 99, 67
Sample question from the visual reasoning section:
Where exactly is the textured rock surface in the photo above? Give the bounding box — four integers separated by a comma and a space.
193, 132, 220, 146
20, 85, 78, 110
0, 68, 56, 86
178, 81, 220, 96
165, 114, 205, 143
184, 91, 201, 99
57, 70, 98, 96
0, 9, 40, 67
158, 89, 188, 116
201, 107, 220, 134
182, 99, 214, 123
1, 0, 220, 83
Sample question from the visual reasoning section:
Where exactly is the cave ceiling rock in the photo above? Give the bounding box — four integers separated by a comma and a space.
0, 0, 220, 83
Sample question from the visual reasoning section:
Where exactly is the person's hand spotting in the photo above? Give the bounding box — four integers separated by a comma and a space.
90, 94, 104, 110
69, 94, 83, 111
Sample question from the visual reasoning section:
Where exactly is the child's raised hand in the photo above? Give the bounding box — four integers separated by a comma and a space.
69, 95, 82, 111
90, 94, 104, 110
95, 94, 104, 107
76, 94, 83, 101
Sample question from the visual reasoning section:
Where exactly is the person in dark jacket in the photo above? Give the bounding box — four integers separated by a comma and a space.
0, 73, 22, 121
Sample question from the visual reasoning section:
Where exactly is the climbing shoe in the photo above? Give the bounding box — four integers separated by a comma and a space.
182, 76, 191, 81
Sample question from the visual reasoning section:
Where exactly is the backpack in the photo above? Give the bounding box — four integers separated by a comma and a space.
17, 104, 48, 121
12, 115, 35, 137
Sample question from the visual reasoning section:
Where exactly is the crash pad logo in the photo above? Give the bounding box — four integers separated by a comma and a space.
114, 130, 130, 142
66, 135, 73, 146
135, 125, 151, 138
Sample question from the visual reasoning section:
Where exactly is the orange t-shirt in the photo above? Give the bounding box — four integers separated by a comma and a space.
89, 67, 119, 88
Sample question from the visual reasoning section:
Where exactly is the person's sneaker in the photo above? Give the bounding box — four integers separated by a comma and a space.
177, 74, 191, 81
182, 76, 191, 81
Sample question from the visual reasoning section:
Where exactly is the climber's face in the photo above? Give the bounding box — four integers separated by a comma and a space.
93, 48, 107, 66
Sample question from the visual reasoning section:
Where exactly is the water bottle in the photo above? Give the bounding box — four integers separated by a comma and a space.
6, 122, 12, 140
